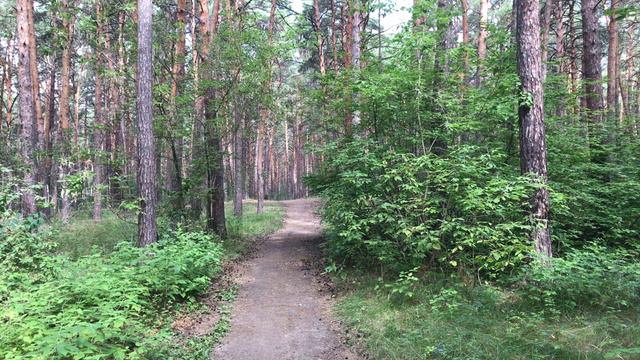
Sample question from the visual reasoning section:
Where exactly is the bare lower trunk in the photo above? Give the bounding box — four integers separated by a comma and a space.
93, 2, 105, 222
516, 0, 551, 257
540, 0, 553, 80
256, 110, 265, 213
233, 103, 243, 216
476, 0, 488, 84
606, 0, 619, 118
136, 0, 158, 246
581, 0, 604, 123
16, 0, 37, 216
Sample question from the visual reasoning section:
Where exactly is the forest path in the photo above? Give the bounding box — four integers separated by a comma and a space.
213, 198, 358, 360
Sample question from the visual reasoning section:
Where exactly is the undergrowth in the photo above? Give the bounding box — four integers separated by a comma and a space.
0, 201, 285, 359
334, 248, 640, 360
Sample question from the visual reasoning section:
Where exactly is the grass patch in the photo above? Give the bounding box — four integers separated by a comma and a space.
49, 201, 285, 259
49, 211, 137, 258
223, 201, 286, 259
335, 273, 640, 360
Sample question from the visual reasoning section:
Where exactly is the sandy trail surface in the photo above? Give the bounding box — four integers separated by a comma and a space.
213, 199, 358, 360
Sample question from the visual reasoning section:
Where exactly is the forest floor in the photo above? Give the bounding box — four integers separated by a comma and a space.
213, 198, 359, 360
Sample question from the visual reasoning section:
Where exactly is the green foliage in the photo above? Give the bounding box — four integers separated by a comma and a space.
336, 269, 640, 360
0, 229, 224, 359
49, 212, 137, 258
383, 266, 420, 303
0, 212, 56, 274
519, 245, 640, 314
309, 140, 540, 276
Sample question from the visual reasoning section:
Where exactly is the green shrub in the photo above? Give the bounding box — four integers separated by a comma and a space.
0, 229, 224, 359
309, 140, 541, 276
0, 211, 56, 274
519, 245, 640, 314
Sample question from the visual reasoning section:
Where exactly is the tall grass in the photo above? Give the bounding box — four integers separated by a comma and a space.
335, 270, 640, 360
49, 201, 285, 259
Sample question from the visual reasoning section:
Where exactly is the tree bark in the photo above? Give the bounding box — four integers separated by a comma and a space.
516, 0, 552, 257
59, 0, 73, 223
2, 36, 14, 132
330, 0, 339, 74
554, 0, 566, 116
136, 0, 158, 246
93, 2, 105, 222
314, 0, 326, 76
606, 0, 619, 118
16, 0, 37, 216
233, 101, 244, 216
200, 0, 227, 237
476, 0, 489, 84
540, 0, 553, 80
168, 0, 187, 215
27, 0, 42, 148
581, 0, 604, 123
256, 0, 277, 213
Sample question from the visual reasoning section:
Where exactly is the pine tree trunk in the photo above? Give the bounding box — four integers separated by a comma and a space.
233, 102, 243, 216
581, 0, 604, 123
476, 0, 489, 84
516, 0, 552, 257
27, 0, 42, 149
169, 0, 187, 215
554, 0, 566, 116
93, 2, 105, 222
606, 0, 619, 118
313, 0, 326, 76
136, 0, 158, 246
540, 0, 553, 80
16, 0, 37, 216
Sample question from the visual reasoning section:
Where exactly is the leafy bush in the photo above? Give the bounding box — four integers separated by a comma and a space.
519, 245, 640, 314
0, 211, 56, 274
0, 229, 224, 359
309, 140, 541, 276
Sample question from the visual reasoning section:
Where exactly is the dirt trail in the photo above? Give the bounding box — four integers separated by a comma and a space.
213, 198, 358, 360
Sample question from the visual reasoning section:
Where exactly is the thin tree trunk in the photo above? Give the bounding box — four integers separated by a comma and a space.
136, 0, 158, 246
60, 0, 74, 223
200, 0, 227, 236
313, 0, 326, 76
476, 0, 489, 84
233, 101, 243, 216
256, 0, 277, 213
460, 0, 469, 79
330, 0, 339, 74
567, 0, 579, 114
540, 0, 553, 80
606, 0, 619, 118
43, 54, 56, 217
27, 0, 42, 148
73, 65, 83, 148
2, 36, 13, 132
168, 0, 187, 215
516, 0, 551, 257
554, 0, 566, 116
93, 3, 105, 222
283, 117, 290, 197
